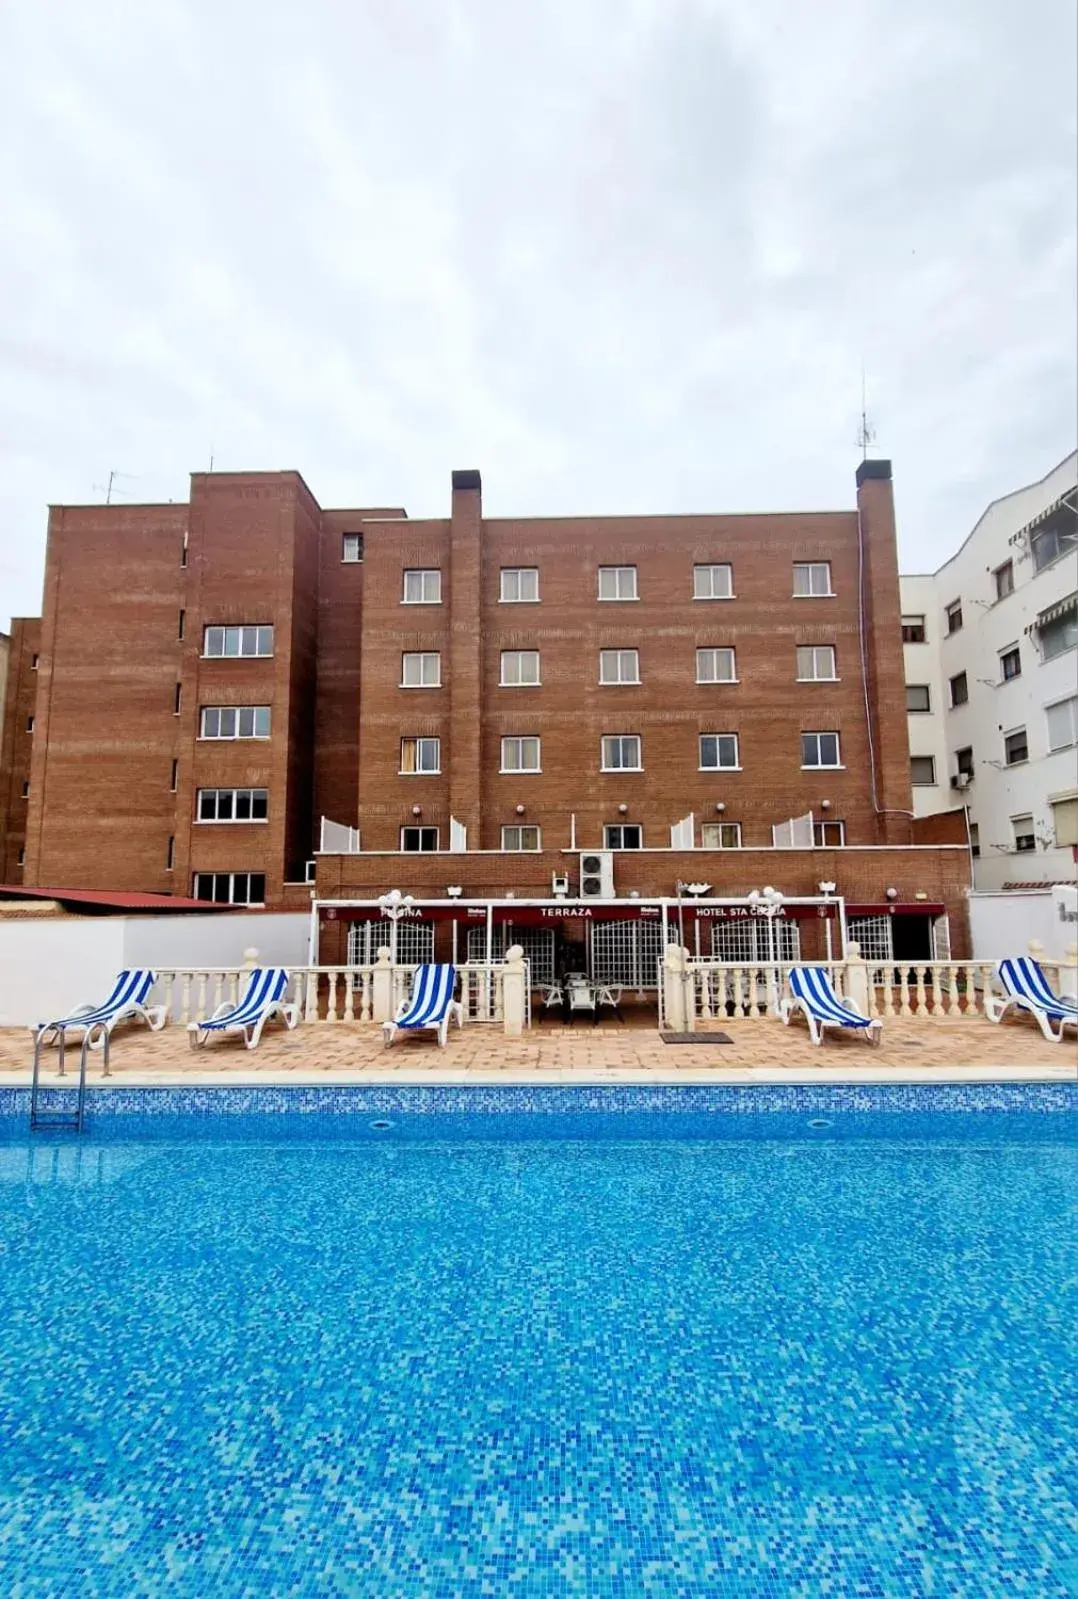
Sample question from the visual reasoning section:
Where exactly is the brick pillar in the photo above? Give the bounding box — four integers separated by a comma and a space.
448, 470, 483, 843
856, 460, 913, 845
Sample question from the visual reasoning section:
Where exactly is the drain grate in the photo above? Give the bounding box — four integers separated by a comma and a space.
660, 1032, 733, 1045
370, 1119, 392, 1131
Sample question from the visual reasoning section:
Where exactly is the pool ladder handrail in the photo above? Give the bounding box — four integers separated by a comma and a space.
29, 1026, 105, 1133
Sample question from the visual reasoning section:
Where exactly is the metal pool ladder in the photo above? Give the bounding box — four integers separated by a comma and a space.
29, 1028, 104, 1133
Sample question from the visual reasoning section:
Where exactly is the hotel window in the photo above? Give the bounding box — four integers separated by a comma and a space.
999, 645, 1021, 681
801, 731, 841, 768
994, 560, 1014, 600
597, 565, 638, 601
200, 706, 271, 740
196, 788, 269, 822
400, 826, 438, 852
701, 821, 741, 848
949, 671, 968, 707
696, 647, 736, 683
792, 562, 833, 597
955, 745, 974, 780
1036, 599, 1078, 661
174, 683, 182, 715
17, 847, 25, 866
599, 649, 640, 685
813, 819, 846, 846
400, 736, 440, 774
910, 755, 937, 786
699, 733, 739, 770
26, 715, 34, 732
500, 736, 541, 772
1031, 518, 1077, 572
192, 872, 266, 906
604, 824, 643, 849
203, 625, 274, 658
969, 822, 980, 859
170, 759, 178, 792
906, 684, 931, 713
500, 650, 540, 686
342, 532, 364, 563
693, 563, 733, 600
31, 653, 40, 669
166, 836, 175, 870
901, 615, 926, 644
1011, 814, 1036, 853
178, 609, 185, 640
797, 645, 837, 682
1003, 727, 1028, 766
402, 569, 442, 605
501, 825, 541, 851
946, 599, 963, 634
401, 651, 441, 688
500, 567, 539, 603
21, 780, 29, 798
1046, 695, 1078, 752
600, 734, 642, 771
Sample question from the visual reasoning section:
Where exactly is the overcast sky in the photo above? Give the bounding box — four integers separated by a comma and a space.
1, 0, 1075, 628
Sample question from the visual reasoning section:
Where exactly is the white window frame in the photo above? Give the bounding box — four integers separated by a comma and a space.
341, 532, 363, 563
693, 564, 734, 600
202, 624, 274, 659
401, 568, 442, 605
945, 599, 963, 635
599, 649, 640, 685
400, 736, 441, 774
196, 787, 269, 823
910, 756, 937, 787
1031, 522, 1077, 573
906, 684, 932, 713
501, 825, 542, 851
699, 733, 739, 771
949, 672, 969, 708
901, 615, 926, 643
401, 651, 442, 688
792, 562, 834, 597
1010, 814, 1036, 853
812, 819, 846, 847
1003, 727, 1028, 767
1038, 604, 1078, 661
700, 822, 742, 849
597, 566, 638, 602
192, 871, 266, 906
399, 826, 439, 852
600, 734, 642, 771
993, 559, 1014, 600
1045, 695, 1078, 753
801, 731, 842, 768
500, 650, 541, 687
603, 824, 643, 850
199, 705, 272, 740
500, 736, 541, 773
695, 647, 737, 684
499, 567, 539, 603
796, 645, 838, 682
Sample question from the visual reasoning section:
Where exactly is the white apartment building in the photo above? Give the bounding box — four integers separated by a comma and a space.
901, 450, 1078, 893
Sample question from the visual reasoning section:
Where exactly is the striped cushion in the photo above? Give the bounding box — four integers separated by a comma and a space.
200, 968, 289, 1031
43, 969, 156, 1030
397, 966, 457, 1028
789, 966, 873, 1029
998, 958, 1078, 1021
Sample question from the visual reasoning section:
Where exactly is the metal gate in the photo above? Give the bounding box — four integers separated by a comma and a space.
846, 915, 892, 965
465, 926, 555, 986
347, 918, 435, 965
588, 919, 666, 991
706, 920, 801, 963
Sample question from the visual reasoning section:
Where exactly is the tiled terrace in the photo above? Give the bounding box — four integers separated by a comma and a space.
2, 1009, 1073, 1085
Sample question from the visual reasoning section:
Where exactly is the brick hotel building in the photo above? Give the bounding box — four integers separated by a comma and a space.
0, 460, 971, 968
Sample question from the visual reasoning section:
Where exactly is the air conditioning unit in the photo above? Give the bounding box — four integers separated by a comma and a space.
551, 874, 570, 897
579, 850, 615, 899
304, 859, 317, 884
950, 773, 972, 790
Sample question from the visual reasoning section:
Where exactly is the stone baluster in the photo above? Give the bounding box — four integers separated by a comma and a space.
746, 966, 759, 1018
372, 948, 394, 1024
913, 965, 927, 1016
732, 967, 745, 1018
344, 970, 355, 1023
962, 964, 977, 1016
180, 973, 191, 1025
929, 962, 943, 1015
162, 972, 175, 1025
196, 974, 207, 1022
303, 970, 318, 1023
359, 970, 372, 1023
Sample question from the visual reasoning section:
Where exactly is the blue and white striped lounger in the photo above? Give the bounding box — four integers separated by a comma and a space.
383, 965, 462, 1048
985, 957, 1078, 1043
35, 969, 166, 1050
187, 968, 298, 1051
780, 966, 883, 1047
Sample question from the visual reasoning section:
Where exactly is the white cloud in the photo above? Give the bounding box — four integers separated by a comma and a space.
0, 0, 1074, 625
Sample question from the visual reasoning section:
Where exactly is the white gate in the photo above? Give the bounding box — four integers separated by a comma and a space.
589, 919, 666, 991
465, 926, 555, 987
846, 915, 893, 965
707, 919, 801, 963
347, 918, 435, 965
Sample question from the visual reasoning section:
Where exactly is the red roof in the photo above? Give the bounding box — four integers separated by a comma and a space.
0, 884, 233, 912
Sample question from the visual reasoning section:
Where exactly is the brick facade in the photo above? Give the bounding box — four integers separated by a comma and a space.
4, 459, 972, 948
0, 619, 41, 880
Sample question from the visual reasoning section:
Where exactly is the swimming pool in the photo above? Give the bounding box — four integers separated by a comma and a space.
1, 1084, 1075, 1598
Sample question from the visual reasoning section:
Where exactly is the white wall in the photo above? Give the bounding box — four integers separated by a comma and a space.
968, 886, 1077, 962
901, 451, 1078, 890
0, 919, 125, 1027
0, 912, 310, 1028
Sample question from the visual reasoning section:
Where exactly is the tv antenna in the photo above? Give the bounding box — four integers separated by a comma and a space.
91, 469, 139, 504
856, 365, 876, 460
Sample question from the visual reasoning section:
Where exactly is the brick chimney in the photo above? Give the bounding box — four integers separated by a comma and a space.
448, 470, 482, 844
855, 459, 913, 843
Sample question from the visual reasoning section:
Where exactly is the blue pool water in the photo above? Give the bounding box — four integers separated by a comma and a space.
1, 1086, 1075, 1598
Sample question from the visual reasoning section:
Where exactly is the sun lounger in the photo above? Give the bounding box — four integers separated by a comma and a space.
780, 966, 882, 1047
984, 956, 1078, 1043
187, 967, 298, 1050
35, 969, 166, 1050
382, 964, 462, 1047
